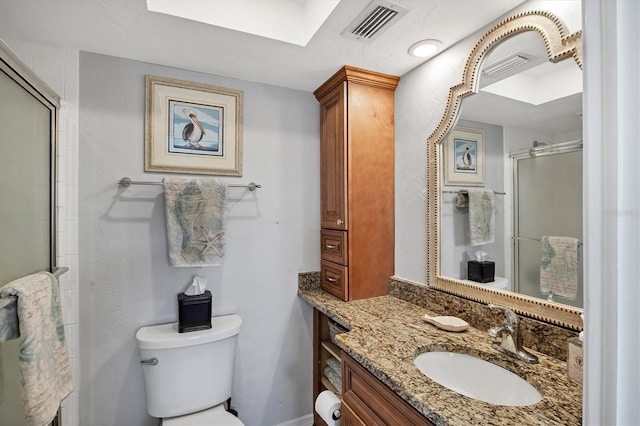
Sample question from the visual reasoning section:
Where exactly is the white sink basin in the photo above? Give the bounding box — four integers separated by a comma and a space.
414, 352, 541, 406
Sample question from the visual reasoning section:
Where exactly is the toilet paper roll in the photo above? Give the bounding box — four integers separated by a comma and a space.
315, 390, 341, 426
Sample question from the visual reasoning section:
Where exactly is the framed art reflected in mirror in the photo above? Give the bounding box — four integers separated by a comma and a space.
443, 127, 484, 186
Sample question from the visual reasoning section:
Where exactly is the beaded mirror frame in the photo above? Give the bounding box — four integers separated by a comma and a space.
426, 10, 583, 330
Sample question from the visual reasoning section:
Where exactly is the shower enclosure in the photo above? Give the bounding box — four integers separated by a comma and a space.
511, 141, 583, 308
0, 41, 59, 425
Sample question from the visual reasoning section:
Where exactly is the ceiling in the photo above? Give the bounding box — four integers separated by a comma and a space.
0, 0, 527, 92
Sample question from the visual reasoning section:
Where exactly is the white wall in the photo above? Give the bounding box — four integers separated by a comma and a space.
394, 0, 583, 284
0, 36, 81, 426
583, 0, 640, 423
78, 52, 319, 425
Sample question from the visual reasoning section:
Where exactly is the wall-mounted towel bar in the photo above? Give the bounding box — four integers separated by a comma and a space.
512, 236, 583, 246
118, 177, 261, 191
443, 189, 506, 195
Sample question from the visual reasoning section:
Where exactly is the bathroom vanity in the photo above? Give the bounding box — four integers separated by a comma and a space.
300, 274, 582, 426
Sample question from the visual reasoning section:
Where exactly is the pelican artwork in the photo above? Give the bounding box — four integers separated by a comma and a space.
462, 146, 472, 169
182, 108, 205, 148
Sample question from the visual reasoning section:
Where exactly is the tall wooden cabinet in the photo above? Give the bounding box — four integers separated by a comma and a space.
314, 66, 399, 301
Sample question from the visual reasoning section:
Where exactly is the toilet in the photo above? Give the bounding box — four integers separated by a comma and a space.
136, 314, 244, 425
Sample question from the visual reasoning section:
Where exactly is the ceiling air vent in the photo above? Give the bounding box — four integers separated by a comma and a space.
342, 0, 408, 42
483, 54, 531, 78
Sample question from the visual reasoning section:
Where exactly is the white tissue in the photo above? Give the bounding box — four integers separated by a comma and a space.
475, 250, 489, 261
579, 313, 584, 342
185, 276, 207, 296
315, 390, 341, 426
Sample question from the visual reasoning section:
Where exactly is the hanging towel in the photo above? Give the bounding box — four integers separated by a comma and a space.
467, 188, 495, 246
540, 236, 580, 300
0, 272, 73, 426
455, 191, 469, 208
0, 296, 18, 342
164, 178, 228, 267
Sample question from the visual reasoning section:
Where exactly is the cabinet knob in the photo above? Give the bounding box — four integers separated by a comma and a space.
336, 219, 344, 225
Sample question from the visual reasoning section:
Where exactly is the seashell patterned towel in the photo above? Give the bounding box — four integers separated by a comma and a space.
163, 178, 228, 267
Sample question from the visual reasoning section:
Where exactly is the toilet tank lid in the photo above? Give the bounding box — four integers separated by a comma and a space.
136, 314, 242, 350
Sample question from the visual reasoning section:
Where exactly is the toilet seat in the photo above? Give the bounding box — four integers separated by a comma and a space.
162, 404, 244, 426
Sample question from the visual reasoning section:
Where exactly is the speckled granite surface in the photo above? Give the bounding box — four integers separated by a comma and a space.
389, 277, 579, 361
298, 274, 582, 426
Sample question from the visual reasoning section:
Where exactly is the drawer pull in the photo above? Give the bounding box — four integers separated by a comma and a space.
325, 244, 337, 250
326, 277, 337, 283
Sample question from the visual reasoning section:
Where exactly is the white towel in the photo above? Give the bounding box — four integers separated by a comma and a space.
164, 178, 228, 267
0, 272, 73, 426
540, 236, 580, 300
467, 188, 495, 246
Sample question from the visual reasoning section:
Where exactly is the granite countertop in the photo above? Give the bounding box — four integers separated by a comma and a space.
299, 287, 582, 426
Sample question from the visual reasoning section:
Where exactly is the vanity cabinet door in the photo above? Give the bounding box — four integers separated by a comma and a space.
341, 402, 366, 426
342, 353, 434, 426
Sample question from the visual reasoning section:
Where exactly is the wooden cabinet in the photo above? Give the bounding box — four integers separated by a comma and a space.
342, 352, 435, 426
312, 309, 433, 426
314, 66, 399, 301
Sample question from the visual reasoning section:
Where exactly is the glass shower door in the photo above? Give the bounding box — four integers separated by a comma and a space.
512, 143, 583, 308
0, 49, 57, 425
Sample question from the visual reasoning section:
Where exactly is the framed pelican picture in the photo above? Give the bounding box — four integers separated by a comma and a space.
443, 126, 484, 186
145, 75, 243, 176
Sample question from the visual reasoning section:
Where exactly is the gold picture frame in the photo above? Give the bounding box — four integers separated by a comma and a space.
145, 75, 243, 176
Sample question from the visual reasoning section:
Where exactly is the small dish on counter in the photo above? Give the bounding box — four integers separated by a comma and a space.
423, 314, 470, 332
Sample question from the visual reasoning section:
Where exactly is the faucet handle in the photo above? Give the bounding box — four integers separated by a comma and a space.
487, 304, 519, 328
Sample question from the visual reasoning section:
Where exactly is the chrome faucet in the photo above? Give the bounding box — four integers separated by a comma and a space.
487, 304, 539, 364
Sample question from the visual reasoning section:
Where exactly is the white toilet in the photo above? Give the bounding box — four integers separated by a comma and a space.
136, 314, 244, 425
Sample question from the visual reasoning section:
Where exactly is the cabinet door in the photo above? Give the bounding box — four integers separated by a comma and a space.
343, 353, 434, 426
342, 402, 366, 426
319, 83, 347, 230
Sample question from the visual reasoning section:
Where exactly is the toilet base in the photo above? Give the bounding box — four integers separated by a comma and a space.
161, 404, 244, 426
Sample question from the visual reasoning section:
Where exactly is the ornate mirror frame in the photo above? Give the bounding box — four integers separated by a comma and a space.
427, 11, 583, 330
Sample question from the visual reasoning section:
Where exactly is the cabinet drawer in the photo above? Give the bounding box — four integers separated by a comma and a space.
321, 229, 348, 265
321, 260, 348, 300
342, 353, 434, 426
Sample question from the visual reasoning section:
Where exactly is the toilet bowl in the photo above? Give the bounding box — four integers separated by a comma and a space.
136, 314, 244, 425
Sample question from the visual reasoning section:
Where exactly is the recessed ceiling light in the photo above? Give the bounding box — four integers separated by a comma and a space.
408, 39, 442, 58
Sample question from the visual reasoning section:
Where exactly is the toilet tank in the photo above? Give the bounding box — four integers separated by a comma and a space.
136, 314, 242, 418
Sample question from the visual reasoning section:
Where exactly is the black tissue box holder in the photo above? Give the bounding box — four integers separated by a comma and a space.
178, 290, 212, 333
468, 260, 495, 283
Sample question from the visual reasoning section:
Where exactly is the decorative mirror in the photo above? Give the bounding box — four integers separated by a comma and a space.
427, 11, 583, 330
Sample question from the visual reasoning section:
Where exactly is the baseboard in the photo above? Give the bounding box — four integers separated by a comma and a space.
276, 413, 313, 426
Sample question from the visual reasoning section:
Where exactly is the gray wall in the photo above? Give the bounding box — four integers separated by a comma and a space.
78, 52, 319, 425
440, 119, 506, 280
